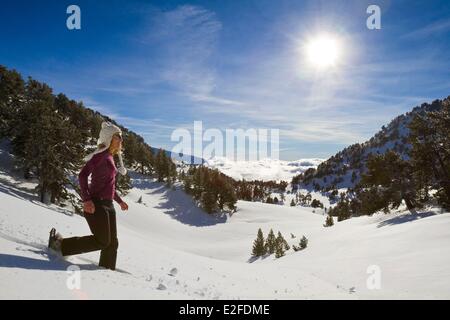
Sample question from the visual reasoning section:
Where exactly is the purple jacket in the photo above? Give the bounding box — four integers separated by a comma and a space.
79, 149, 124, 204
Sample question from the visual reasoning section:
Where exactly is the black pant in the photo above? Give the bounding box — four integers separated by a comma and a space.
61, 198, 118, 270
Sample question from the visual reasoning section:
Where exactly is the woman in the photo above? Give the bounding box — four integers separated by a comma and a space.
48, 121, 129, 271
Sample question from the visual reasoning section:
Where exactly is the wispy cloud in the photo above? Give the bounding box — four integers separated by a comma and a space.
143, 5, 222, 98
189, 94, 249, 107
402, 19, 450, 39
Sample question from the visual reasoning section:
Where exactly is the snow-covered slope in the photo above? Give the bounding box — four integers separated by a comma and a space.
205, 157, 323, 182
1, 142, 450, 299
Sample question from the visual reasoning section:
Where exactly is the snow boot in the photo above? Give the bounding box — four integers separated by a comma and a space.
48, 228, 63, 253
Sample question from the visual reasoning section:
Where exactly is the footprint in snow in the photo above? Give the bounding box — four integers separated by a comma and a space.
157, 284, 167, 290
169, 268, 178, 276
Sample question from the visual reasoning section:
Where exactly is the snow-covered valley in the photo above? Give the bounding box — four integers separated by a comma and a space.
1, 145, 449, 299
204, 157, 323, 182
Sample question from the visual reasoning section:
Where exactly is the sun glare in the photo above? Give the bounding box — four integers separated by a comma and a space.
306, 35, 341, 69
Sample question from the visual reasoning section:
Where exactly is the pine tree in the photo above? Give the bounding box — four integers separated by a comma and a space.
134, 143, 154, 175
293, 235, 309, 252
183, 174, 193, 194
282, 237, 290, 251
154, 148, 167, 182
409, 99, 450, 209
13, 79, 85, 204
222, 181, 237, 212
301, 193, 312, 205
252, 228, 266, 257
275, 238, 284, 258
275, 231, 287, 258
311, 199, 324, 208
275, 244, 284, 258
115, 170, 132, 199
300, 236, 308, 249
192, 167, 205, 200
166, 160, 177, 186
323, 215, 334, 227
290, 199, 296, 206
201, 190, 217, 214
361, 150, 418, 212
265, 229, 276, 254
0, 66, 25, 139
351, 171, 357, 183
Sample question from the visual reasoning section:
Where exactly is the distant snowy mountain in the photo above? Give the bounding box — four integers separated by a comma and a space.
204, 157, 323, 182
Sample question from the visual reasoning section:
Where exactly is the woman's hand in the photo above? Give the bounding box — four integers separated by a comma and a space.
119, 201, 129, 211
83, 200, 95, 214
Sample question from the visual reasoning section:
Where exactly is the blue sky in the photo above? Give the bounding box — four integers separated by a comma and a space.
1, 0, 449, 160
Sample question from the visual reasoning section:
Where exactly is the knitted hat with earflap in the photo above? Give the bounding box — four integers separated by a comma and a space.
83, 121, 127, 175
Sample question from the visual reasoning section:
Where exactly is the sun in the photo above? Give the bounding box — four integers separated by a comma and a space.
305, 35, 341, 69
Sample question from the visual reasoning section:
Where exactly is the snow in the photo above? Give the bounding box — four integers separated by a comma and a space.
283, 188, 333, 210
1, 142, 450, 299
205, 157, 323, 182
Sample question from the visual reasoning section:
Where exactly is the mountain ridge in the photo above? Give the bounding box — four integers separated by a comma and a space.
293, 97, 448, 192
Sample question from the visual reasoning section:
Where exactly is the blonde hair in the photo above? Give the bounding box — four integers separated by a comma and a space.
98, 142, 121, 156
